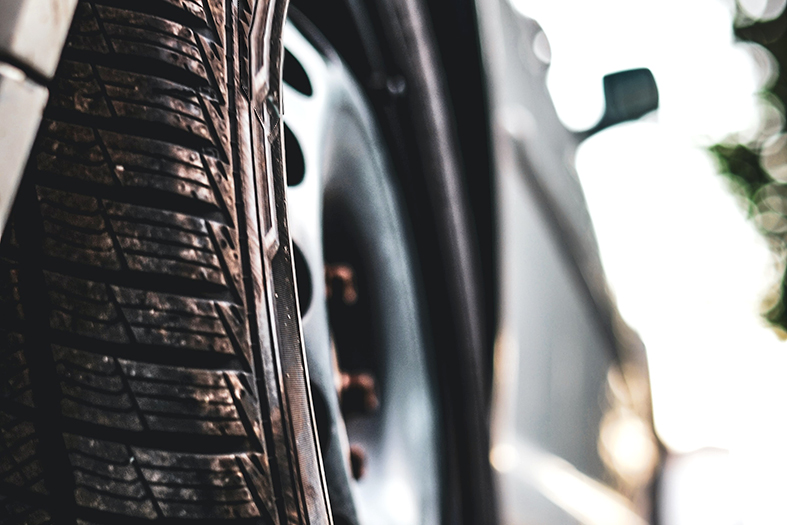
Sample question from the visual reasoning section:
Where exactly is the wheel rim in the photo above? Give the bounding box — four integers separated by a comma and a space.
282, 19, 441, 525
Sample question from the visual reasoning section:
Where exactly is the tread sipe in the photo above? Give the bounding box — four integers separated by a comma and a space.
0, 1, 330, 524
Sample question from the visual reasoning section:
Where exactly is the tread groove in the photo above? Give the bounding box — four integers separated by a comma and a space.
12, 182, 80, 524
50, 331, 251, 372
62, 418, 254, 455
224, 372, 263, 453
127, 444, 165, 519
39, 261, 237, 304
61, 47, 213, 100
35, 171, 229, 228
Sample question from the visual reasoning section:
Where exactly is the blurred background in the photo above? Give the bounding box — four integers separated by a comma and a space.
507, 0, 787, 523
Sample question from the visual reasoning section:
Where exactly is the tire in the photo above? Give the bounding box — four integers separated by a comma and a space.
0, 1, 330, 524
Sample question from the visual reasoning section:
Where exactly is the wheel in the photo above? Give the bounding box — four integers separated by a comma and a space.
281, 3, 496, 525
0, 1, 330, 524
282, 18, 440, 525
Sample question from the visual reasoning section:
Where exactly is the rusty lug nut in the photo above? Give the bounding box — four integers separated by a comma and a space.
325, 264, 358, 305
339, 372, 379, 415
350, 444, 366, 480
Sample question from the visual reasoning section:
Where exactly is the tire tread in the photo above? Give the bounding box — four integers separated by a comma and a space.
0, 0, 283, 523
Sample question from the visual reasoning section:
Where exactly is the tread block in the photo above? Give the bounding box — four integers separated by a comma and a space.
46, 272, 130, 343
66, 434, 159, 519
65, 434, 275, 520
45, 272, 130, 343
52, 60, 215, 140
100, 130, 225, 204
198, 33, 228, 102
68, 4, 110, 55
0, 412, 47, 495
50, 61, 112, 118
36, 120, 115, 186
38, 188, 123, 271
36, 186, 244, 289
123, 362, 259, 438
204, 0, 226, 48
54, 345, 145, 432
111, 286, 250, 361
0, 333, 34, 408
0, 498, 51, 525
162, 0, 212, 26
133, 447, 270, 520
35, 119, 234, 214
43, 271, 251, 363
0, 260, 25, 327
43, 269, 252, 362
107, 202, 226, 284
68, 4, 210, 87
54, 345, 262, 438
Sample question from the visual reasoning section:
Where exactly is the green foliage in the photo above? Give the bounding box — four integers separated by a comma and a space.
736, 13, 787, 106
710, 143, 787, 331
709, 143, 771, 204
711, 4, 787, 333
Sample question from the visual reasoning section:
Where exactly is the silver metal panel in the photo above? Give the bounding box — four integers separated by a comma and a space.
0, 63, 47, 229
0, 0, 77, 237
474, 0, 658, 522
0, 0, 77, 78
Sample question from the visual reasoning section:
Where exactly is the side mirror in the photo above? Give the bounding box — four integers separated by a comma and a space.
578, 68, 659, 140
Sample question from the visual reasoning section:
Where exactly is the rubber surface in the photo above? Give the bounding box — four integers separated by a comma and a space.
0, 1, 330, 523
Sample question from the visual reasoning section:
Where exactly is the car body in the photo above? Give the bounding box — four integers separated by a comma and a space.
474, 2, 660, 523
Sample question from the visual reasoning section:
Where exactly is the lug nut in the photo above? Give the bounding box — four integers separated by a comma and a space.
325, 264, 358, 305
339, 372, 379, 415
350, 444, 366, 480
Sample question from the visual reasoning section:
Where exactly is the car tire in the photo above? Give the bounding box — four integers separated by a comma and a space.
0, 1, 330, 524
